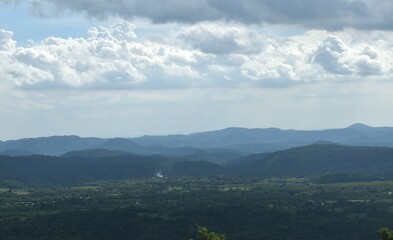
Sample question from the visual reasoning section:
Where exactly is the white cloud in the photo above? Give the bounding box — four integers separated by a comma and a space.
0, 29, 15, 50
313, 36, 352, 75
179, 22, 263, 54
0, 22, 393, 91
1, 21, 207, 89
312, 35, 384, 76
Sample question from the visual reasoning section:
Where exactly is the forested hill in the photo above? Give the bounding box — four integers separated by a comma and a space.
0, 154, 168, 185
0, 152, 228, 185
228, 144, 393, 179
2, 144, 393, 185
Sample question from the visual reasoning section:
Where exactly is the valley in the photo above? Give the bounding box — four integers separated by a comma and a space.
1, 125, 393, 239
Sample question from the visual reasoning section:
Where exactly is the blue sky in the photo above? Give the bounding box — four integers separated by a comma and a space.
1, 0, 393, 140
0, 2, 88, 43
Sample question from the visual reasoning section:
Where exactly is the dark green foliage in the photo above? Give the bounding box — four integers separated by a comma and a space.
0, 154, 168, 185
312, 173, 383, 183
182, 150, 241, 164
379, 228, 393, 240
167, 161, 227, 177
0, 154, 229, 185
1, 177, 393, 240
194, 226, 226, 240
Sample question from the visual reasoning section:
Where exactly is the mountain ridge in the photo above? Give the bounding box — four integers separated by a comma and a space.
2, 123, 393, 157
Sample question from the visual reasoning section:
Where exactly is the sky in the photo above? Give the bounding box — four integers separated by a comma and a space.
1, 0, 393, 140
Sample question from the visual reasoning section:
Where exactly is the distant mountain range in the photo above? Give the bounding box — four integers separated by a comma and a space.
132, 123, 393, 151
1, 123, 393, 158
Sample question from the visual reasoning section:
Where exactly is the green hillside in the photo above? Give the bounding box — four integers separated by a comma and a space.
228, 144, 393, 179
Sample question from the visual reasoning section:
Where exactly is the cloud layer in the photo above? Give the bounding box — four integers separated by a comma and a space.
3, 0, 393, 30
2, 1, 393, 140
1, 21, 393, 90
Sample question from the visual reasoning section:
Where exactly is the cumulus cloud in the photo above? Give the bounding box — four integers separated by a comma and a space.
0, 21, 393, 90
2, 0, 393, 30
179, 22, 263, 54
313, 36, 352, 75
0, 29, 16, 50
1, 22, 207, 89
312, 35, 384, 76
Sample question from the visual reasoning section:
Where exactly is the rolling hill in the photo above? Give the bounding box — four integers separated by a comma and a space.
2, 124, 393, 157
2, 144, 393, 185
227, 144, 393, 179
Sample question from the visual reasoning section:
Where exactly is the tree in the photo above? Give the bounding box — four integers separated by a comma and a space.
193, 226, 226, 240
378, 228, 393, 240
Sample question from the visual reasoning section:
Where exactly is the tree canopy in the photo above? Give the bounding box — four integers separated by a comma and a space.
195, 226, 226, 240
379, 228, 393, 240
